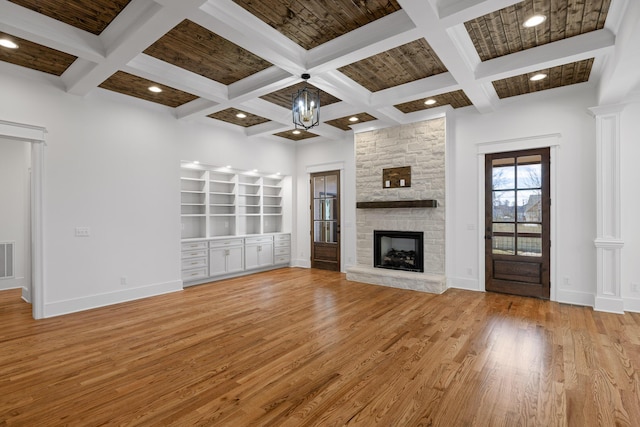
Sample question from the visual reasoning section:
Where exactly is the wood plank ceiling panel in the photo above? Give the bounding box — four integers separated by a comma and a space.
8, 0, 131, 35
394, 90, 472, 113
261, 82, 341, 109
492, 58, 594, 99
274, 129, 317, 141
99, 71, 199, 108
338, 39, 447, 93
208, 109, 271, 127
325, 113, 377, 131
144, 20, 272, 85
232, 0, 401, 50
0, 32, 76, 76
465, 0, 611, 61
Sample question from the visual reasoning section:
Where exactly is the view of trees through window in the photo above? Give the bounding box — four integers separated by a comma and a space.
492, 155, 542, 257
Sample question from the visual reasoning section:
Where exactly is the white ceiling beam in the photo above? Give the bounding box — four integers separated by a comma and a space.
0, 1, 104, 62
437, 0, 522, 28
175, 98, 220, 120
475, 29, 616, 83
189, 0, 306, 77
62, 0, 208, 96
245, 121, 291, 138
398, 0, 497, 112
307, 11, 421, 74
228, 67, 298, 102
370, 72, 460, 107
125, 54, 228, 101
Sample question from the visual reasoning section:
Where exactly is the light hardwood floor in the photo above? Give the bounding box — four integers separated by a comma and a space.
1, 268, 639, 426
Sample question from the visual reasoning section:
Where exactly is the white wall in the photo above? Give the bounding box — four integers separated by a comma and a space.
620, 101, 640, 311
0, 70, 295, 317
450, 84, 598, 306
294, 138, 356, 271
0, 138, 30, 294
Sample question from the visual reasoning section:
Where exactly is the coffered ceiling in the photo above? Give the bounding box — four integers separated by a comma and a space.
0, 0, 627, 143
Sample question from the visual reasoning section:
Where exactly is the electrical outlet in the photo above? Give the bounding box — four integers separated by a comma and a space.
75, 227, 90, 237
563, 276, 570, 286
466, 267, 473, 275
632, 283, 640, 293
120, 277, 127, 286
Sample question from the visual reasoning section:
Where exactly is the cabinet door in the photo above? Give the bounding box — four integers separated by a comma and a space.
245, 245, 260, 270
258, 243, 274, 267
209, 248, 227, 276
227, 247, 244, 273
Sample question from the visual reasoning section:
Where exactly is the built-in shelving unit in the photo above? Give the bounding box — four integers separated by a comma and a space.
180, 163, 292, 286
180, 163, 291, 240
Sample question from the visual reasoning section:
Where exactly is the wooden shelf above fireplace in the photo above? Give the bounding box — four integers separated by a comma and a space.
356, 200, 438, 209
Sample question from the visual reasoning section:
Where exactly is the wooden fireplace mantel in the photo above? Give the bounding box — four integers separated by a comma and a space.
356, 200, 438, 209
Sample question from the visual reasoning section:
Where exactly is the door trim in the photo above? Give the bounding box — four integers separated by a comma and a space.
0, 119, 46, 319
477, 134, 559, 301
303, 162, 344, 271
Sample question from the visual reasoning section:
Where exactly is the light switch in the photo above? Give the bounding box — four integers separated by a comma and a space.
400, 179, 405, 186
385, 180, 390, 187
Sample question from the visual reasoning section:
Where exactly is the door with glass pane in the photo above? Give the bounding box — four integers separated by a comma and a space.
485, 148, 550, 299
311, 171, 340, 271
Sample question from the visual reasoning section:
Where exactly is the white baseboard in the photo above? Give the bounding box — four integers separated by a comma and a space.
595, 296, 625, 314
0, 276, 24, 291
556, 288, 595, 308
447, 276, 480, 291
624, 296, 640, 313
43, 280, 182, 318
21, 285, 31, 303
292, 258, 310, 268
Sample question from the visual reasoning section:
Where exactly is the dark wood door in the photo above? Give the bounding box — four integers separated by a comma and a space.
310, 170, 340, 271
485, 148, 550, 299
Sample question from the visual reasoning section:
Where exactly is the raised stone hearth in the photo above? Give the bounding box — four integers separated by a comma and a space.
347, 118, 446, 294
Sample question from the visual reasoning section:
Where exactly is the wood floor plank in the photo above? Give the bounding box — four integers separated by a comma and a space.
1, 268, 640, 426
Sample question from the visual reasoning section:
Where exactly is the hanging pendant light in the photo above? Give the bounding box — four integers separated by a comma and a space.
292, 73, 320, 130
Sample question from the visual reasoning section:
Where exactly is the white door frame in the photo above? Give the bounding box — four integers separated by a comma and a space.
0, 120, 46, 319
477, 133, 560, 301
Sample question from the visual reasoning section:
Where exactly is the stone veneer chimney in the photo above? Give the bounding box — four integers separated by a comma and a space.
346, 118, 446, 293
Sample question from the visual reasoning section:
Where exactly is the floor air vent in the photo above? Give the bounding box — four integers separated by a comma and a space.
0, 242, 15, 279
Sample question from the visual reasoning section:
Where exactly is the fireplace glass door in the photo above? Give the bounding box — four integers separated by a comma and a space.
310, 170, 340, 271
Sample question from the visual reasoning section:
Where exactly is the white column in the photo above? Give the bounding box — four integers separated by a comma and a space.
589, 105, 625, 313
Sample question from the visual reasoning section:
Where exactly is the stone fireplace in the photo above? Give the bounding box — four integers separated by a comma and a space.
346, 118, 446, 294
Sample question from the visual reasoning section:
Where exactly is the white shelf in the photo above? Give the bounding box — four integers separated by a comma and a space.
181, 164, 289, 239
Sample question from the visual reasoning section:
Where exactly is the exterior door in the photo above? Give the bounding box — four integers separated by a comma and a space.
310, 171, 340, 271
485, 148, 550, 299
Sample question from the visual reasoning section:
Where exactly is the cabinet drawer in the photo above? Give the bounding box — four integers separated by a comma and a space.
181, 241, 208, 251
181, 257, 207, 269
274, 247, 290, 256
274, 255, 290, 264
245, 236, 274, 244
274, 234, 291, 242
209, 238, 244, 248
182, 249, 207, 259
274, 240, 290, 248
181, 267, 208, 281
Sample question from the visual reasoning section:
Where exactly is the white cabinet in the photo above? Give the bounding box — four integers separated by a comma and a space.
181, 241, 208, 282
273, 233, 291, 265
245, 236, 274, 270
209, 239, 244, 276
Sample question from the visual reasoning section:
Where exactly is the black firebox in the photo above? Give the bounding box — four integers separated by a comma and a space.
373, 230, 424, 273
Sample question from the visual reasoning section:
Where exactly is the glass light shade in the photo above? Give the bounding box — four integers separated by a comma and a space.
292, 85, 320, 130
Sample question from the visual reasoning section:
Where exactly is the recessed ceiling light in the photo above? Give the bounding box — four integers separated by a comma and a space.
424, 99, 437, 105
253, 169, 258, 172
0, 38, 18, 49
148, 86, 162, 93
292, 130, 301, 135
530, 73, 547, 81
236, 112, 247, 118
193, 161, 200, 165
225, 165, 232, 169
349, 116, 359, 122
523, 15, 546, 28
276, 172, 281, 176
